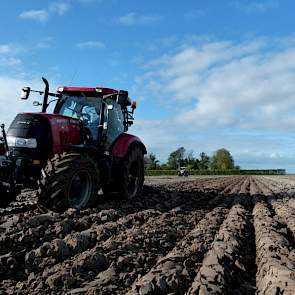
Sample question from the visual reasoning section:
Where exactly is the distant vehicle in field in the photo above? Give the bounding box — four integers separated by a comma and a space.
178, 167, 188, 177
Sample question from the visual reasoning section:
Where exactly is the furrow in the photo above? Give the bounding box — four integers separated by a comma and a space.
127, 206, 230, 295
187, 194, 254, 295
253, 196, 295, 295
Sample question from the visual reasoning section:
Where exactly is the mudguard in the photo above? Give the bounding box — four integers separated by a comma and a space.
111, 133, 147, 158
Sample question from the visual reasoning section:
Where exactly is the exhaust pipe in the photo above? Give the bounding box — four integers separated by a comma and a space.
42, 77, 49, 113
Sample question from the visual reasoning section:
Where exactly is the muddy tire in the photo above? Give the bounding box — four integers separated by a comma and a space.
38, 153, 100, 212
117, 146, 144, 199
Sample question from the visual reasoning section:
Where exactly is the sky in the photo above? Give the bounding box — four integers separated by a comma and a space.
1, 0, 295, 171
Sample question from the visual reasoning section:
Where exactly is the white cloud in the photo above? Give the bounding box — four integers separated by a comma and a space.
233, 0, 278, 13
131, 36, 295, 171
19, 9, 49, 23
270, 152, 281, 159
138, 38, 295, 130
235, 151, 294, 170
0, 43, 22, 67
0, 44, 20, 55
36, 37, 53, 49
19, 2, 70, 23
117, 13, 161, 26
49, 2, 70, 16
76, 41, 105, 49
0, 57, 22, 66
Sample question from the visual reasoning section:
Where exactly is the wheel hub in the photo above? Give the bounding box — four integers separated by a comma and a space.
68, 170, 91, 208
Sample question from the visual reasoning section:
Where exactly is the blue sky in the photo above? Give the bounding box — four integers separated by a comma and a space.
1, 0, 295, 171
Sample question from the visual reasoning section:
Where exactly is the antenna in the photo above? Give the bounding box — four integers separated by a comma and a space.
70, 68, 78, 84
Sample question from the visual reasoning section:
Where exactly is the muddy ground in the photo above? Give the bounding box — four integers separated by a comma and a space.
1, 175, 295, 294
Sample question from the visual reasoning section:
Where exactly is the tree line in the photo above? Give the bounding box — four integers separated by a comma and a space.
146, 147, 240, 171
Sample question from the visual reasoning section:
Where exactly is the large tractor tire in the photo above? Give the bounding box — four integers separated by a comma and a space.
117, 146, 144, 200
38, 153, 100, 212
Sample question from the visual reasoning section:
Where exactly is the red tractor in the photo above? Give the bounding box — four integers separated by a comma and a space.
0, 78, 146, 211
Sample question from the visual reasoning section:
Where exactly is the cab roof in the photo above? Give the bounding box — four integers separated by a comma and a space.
57, 86, 118, 96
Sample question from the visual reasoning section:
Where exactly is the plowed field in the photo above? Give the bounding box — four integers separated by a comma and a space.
1, 176, 295, 294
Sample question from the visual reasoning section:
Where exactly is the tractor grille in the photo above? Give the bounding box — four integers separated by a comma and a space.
7, 114, 53, 164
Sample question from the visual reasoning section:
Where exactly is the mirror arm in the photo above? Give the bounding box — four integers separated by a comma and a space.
48, 98, 59, 106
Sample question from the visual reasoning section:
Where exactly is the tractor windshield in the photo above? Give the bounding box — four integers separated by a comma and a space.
56, 95, 102, 141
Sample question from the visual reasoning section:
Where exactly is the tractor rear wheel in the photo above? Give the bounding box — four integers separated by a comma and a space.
117, 146, 144, 200
38, 153, 99, 211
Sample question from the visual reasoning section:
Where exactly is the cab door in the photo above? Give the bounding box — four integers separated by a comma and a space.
104, 98, 124, 148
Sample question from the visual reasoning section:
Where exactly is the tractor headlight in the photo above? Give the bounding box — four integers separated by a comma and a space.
7, 136, 37, 149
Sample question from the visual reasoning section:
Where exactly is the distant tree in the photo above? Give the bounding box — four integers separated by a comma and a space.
160, 163, 168, 170
185, 150, 196, 169
158, 163, 169, 170
147, 153, 160, 170
192, 158, 200, 170
167, 147, 186, 169
199, 152, 210, 170
211, 148, 235, 170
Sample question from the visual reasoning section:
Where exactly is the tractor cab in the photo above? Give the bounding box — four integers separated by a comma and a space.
53, 87, 130, 148
55, 93, 103, 143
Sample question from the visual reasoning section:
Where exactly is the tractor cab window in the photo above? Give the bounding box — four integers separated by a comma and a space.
56, 95, 102, 142
59, 99, 80, 119
105, 98, 124, 146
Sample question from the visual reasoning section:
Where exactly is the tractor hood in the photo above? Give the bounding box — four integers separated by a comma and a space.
7, 112, 81, 157
7, 113, 54, 161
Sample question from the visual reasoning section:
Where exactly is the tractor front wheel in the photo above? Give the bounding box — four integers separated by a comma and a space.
38, 153, 100, 212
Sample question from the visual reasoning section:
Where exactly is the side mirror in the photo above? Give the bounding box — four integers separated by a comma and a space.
116, 90, 129, 105
21, 87, 30, 100
131, 101, 137, 109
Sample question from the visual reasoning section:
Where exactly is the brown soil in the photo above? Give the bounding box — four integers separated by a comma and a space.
1, 175, 295, 294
